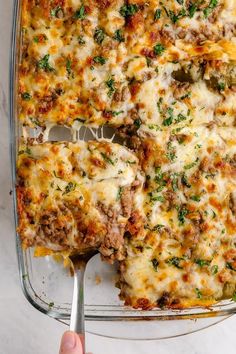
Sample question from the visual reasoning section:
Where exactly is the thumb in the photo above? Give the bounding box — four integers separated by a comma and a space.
59, 331, 84, 354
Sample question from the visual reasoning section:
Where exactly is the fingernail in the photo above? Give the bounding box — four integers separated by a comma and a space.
61, 331, 76, 350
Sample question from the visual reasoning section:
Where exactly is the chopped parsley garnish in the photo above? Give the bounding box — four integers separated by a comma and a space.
37, 54, 54, 72
188, 3, 197, 18
226, 262, 236, 271
195, 288, 202, 299
51, 6, 63, 18
153, 43, 165, 56
74, 5, 86, 20
105, 77, 116, 97
167, 257, 184, 269
203, 0, 218, 18
151, 258, 159, 271
211, 265, 218, 275
163, 107, 174, 126
101, 152, 115, 165
105, 110, 124, 116
149, 194, 165, 203
78, 36, 86, 45
63, 182, 76, 194
171, 173, 179, 191
218, 82, 225, 91
66, 59, 73, 78
94, 28, 105, 44
113, 29, 124, 42
168, 8, 186, 23
232, 292, 236, 302
134, 118, 142, 129
184, 158, 199, 170
152, 224, 165, 231
178, 207, 189, 225
116, 186, 123, 201
154, 9, 161, 21
21, 92, 31, 101
175, 113, 187, 123
93, 56, 107, 65
195, 259, 211, 267
48, 302, 55, 308
181, 173, 191, 188
190, 195, 201, 202
180, 92, 191, 100
166, 142, 176, 162
120, 4, 139, 18
18, 147, 32, 155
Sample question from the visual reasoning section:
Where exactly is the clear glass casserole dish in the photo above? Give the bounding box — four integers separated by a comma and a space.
9, 0, 236, 340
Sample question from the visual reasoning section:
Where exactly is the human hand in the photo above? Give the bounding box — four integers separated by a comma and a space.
59, 331, 91, 354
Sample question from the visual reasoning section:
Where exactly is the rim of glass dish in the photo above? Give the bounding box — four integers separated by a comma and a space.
9, 0, 236, 333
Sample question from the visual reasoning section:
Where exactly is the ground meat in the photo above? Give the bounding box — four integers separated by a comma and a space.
113, 86, 129, 103
120, 186, 132, 217
38, 206, 73, 247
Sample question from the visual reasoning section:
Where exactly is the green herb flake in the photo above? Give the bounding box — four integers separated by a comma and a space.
175, 113, 187, 123
195, 288, 202, 299
94, 28, 105, 44
203, 0, 218, 18
151, 258, 159, 271
167, 256, 184, 269
226, 262, 236, 271
181, 173, 191, 188
93, 56, 107, 65
66, 59, 74, 78
195, 259, 211, 267
63, 182, 76, 195
78, 35, 86, 45
21, 92, 31, 101
116, 186, 123, 201
211, 265, 218, 275
184, 158, 199, 170
232, 292, 236, 302
153, 43, 165, 56
134, 118, 142, 129
163, 107, 174, 126
105, 77, 116, 97
190, 195, 201, 202
37, 54, 54, 72
178, 207, 189, 225
113, 29, 124, 42
188, 4, 197, 18
74, 5, 86, 20
51, 6, 63, 18
120, 4, 139, 18
154, 9, 161, 21
48, 302, 55, 308
218, 82, 225, 91
101, 152, 115, 165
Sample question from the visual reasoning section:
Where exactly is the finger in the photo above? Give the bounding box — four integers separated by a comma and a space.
59, 331, 84, 354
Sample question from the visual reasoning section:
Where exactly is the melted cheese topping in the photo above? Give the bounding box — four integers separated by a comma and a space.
19, 0, 236, 129
17, 141, 138, 261
17, 0, 236, 309
121, 127, 236, 308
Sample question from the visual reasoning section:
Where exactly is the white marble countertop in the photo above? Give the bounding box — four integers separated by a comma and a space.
0, 1, 235, 353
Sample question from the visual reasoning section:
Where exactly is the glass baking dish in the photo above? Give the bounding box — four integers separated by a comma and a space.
9, 0, 236, 340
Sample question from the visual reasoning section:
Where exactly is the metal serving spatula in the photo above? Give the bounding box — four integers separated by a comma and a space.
69, 250, 98, 354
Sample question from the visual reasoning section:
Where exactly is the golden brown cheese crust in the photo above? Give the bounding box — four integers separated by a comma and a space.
17, 141, 139, 261
19, 0, 236, 129
120, 127, 236, 308
17, 0, 236, 309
